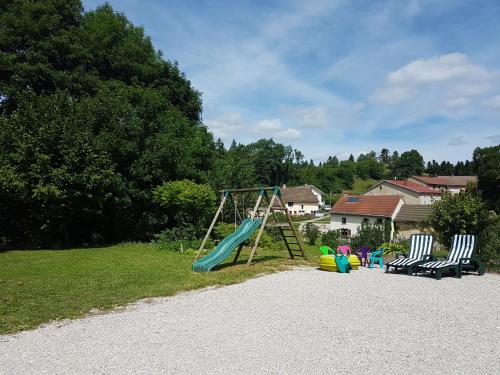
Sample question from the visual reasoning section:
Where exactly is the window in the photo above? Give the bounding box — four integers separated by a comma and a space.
288, 202, 293, 207
341, 217, 347, 224
377, 218, 383, 225
301, 204, 304, 209
363, 218, 369, 224
379, 186, 382, 190
340, 229, 351, 238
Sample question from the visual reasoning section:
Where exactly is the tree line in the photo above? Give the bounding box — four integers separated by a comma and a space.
0, 1, 498, 248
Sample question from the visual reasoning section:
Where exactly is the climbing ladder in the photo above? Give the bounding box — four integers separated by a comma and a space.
230, 187, 306, 265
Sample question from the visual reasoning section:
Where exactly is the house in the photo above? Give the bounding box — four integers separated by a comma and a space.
393, 204, 434, 238
330, 195, 404, 239
408, 175, 477, 194
363, 179, 441, 204
278, 185, 325, 216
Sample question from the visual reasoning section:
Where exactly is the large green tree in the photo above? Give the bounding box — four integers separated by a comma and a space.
473, 145, 500, 212
0, 1, 215, 247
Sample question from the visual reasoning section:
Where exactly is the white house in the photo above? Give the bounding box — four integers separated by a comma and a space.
363, 179, 441, 205
408, 175, 477, 195
330, 195, 404, 239
278, 185, 325, 216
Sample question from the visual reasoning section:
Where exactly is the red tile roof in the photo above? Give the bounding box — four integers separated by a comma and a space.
331, 195, 402, 217
410, 175, 477, 187
385, 180, 441, 195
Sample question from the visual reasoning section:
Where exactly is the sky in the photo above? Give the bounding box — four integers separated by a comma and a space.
83, 0, 500, 163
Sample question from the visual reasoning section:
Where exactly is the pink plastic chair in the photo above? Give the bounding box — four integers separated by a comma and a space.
336, 245, 351, 256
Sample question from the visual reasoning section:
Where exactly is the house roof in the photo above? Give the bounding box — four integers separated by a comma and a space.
278, 186, 318, 204
383, 180, 441, 195
331, 195, 402, 218
305, 184, 325, 195
394, 204, 433, 222
410, 175, 477, 187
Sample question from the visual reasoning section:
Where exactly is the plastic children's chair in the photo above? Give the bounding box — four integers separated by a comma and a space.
337, 245, 351, 256
356, 246, 370, 267
319, 246, 331, 256
369, 247, 385, 269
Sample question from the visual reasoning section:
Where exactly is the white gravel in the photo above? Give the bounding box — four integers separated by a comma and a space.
1, 267, 499, 375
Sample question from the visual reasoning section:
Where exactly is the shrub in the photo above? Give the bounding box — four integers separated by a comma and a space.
424, 188, 493, 247
478, 218, 500, 265
153, 180, 216, 228
304, 223, 319, 245
350, 222, 386, 250
321, 230, 340, 248
213, 222, 236, 241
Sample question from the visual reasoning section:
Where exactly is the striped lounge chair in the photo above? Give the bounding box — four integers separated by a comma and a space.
417, 234, 485, 280
385, 234, 433, 275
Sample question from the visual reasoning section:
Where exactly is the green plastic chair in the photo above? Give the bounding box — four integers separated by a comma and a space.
369, 247, 385, 269
319, 246, 331, 256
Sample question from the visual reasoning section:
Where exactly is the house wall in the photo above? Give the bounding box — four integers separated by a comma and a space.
330, 214, 386, 237
364, 182, 420, 204
395, 222, 432, 239
309, 187, 324, 207
286, 202, 320, 215
419, 195, 441, 204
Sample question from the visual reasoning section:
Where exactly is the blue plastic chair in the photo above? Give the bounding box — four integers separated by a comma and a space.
369, 247, 385, 269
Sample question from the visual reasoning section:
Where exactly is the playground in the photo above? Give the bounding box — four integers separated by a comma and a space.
1, 267, 498, 374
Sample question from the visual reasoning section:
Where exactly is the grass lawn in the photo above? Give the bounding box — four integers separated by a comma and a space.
0, 242, 319, 334
350, 177, 377, 194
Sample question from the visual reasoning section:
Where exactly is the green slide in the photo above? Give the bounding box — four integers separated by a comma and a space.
192, 218, 263, 272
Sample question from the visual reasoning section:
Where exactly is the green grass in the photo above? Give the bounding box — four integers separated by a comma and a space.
0, 242, 319, 334
350, 177, 378, 194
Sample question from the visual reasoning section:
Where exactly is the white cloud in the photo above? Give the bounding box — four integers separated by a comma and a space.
204, 112, 245, 141
483, 95, 500, 109
256, 119, 283, 131
448, 136, 466, 146
289, 106, 330, 128
279, 128, 301, 140
387, 53, 491, 84
372, 53, 499, 112
255, 118, 301, 140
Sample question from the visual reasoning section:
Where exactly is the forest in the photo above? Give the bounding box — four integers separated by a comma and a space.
0, 1, 498, 248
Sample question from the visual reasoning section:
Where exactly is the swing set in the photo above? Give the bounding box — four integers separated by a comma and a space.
193, 187, 306, 271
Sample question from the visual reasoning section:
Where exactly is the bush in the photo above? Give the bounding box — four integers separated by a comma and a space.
213, 222, 237, 240
380, 240, 409, 255
478, 218, 500, 265
350, 222, 386, 250
153, 180, 216, 228
304, 223, 319, 245
425, 188, 493, 247
321, 230, 340, 248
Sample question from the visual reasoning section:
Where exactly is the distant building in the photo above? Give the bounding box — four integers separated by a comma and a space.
330, 195, 404, 239
363, 179, 441, 205
278, 184, 325, 216
393, 204, 434, 238
408, 175, 477, 194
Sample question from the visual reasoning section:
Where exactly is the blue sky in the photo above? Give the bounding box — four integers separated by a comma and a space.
83, 0, 500, 163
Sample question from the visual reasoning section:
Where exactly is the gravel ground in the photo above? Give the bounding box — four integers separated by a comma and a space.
1, 267, 499, 375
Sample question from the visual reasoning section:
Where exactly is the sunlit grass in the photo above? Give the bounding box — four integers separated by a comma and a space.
0, 242, 320, 334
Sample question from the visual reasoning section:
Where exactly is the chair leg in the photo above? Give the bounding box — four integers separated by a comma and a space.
435, 269, 442, 280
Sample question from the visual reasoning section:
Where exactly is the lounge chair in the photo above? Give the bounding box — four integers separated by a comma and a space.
385, 234, 433, 275
416, 234, 485, 280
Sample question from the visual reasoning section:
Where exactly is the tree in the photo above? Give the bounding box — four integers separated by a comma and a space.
153, 180, 216, 228
392, 150, 424, 178
0, 2, 216, 247
379, 148, 390, 163
473, 145, 500, 212
304, 223, 319, 245
425, 188, 493, 247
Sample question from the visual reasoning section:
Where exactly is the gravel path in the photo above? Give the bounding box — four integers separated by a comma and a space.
1, 267, 499, 375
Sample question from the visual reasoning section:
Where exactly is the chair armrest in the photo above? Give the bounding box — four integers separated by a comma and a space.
423, 254, 434, 261
459, 257, 473, 265
395, 252, 406, 259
